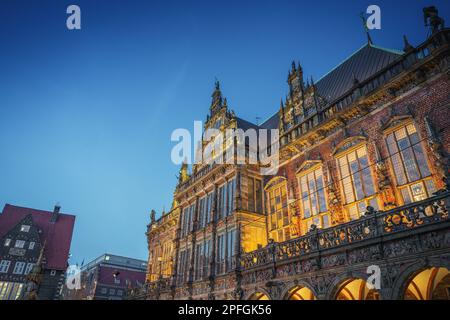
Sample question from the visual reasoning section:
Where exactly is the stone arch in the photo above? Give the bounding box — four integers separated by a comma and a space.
326, 270, 381, 300
392, 259, 450, 300
244, 288, 272, 300
279, 280, 319, 300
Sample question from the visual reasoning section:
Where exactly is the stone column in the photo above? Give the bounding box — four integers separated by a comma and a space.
208, 183, 219, 300
170, 206, 183, 300
187, 197, 199, 298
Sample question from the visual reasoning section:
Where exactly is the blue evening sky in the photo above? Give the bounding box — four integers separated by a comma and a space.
0, 0, 448, 265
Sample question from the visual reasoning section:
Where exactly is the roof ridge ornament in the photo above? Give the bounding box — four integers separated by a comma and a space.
360, 12, 373, 45
403, 35, 414, 52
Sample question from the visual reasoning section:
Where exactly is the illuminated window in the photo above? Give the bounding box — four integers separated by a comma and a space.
266, 182, 290, 242
298, 166, 330, 231
28, 242, 35, 250
4, 239, 11, 247
20, 225, 30, 232
248, 177, 263, 213
386, 123, 435, 203
0, 282, 23, 300
337, 145, 377, 220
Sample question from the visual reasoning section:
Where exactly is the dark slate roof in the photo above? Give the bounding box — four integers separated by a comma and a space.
252, 43, 403, 130
315, 43, 403, 102
0, 204, 76, 270
259, 112, 279, 130
236, 117, 259, 131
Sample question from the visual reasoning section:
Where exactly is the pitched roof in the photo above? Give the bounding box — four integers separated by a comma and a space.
235, 117, 259, 131
315, 43, 403, 103
0, 204, 76, 270
255, 43, 404, 130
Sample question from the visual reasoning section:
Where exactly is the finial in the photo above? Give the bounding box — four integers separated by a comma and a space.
291, 61, 296, 71
150, 210, 156, 223
403, 35, 414, 52
214, 78, 220, 90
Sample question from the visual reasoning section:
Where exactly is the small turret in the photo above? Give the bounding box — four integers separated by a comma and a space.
287, 61, 303, 97
403, 35, 414, 52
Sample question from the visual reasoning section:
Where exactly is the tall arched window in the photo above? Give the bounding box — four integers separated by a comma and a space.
385, 121, 435, 203
265, 177, 290, 242
296, 162, 330, 231
334, 138, 378, 220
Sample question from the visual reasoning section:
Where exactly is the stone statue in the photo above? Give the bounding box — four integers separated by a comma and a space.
423, 6, 445, 33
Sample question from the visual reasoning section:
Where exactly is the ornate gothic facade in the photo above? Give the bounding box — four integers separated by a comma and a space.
142, 14, 450, 300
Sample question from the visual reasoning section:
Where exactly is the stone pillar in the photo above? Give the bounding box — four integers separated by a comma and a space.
170, 206, 183, 300
187, 197, 199, 298
208, 183, 219, 300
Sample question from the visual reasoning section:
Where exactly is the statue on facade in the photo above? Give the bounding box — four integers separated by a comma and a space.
424, 116, 449, 192
373, 144, 396, 209
150, 209, 156, 224
423, 6, 445, 33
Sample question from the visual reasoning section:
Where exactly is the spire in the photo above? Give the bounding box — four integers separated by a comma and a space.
210, 79, 223, 115
360, 12, 373, 45
403, 35, 414, 52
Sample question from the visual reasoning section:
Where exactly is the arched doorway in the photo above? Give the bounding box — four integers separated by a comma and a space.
404, 267, 450, 300
335, 278, 380, 300
248, 292, 270, 300
286, 286, 317, 300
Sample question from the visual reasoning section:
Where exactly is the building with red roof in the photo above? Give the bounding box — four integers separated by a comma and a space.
0, 204, 76, 300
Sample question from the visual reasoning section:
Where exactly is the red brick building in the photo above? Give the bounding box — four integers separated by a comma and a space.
143, 8, 450, 300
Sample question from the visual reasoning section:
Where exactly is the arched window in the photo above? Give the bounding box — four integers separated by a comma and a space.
296, 161, 330, 231
265, 177, 291, 242
334, 138, 378, 220
384, 121, 435, 203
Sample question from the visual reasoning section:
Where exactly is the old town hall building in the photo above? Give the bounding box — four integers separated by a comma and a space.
142, 8, 450, 300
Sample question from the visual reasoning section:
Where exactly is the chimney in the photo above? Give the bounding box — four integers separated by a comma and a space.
51, 204, 61, 223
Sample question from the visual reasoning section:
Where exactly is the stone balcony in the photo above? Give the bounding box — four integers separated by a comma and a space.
141, 190, 450, 300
